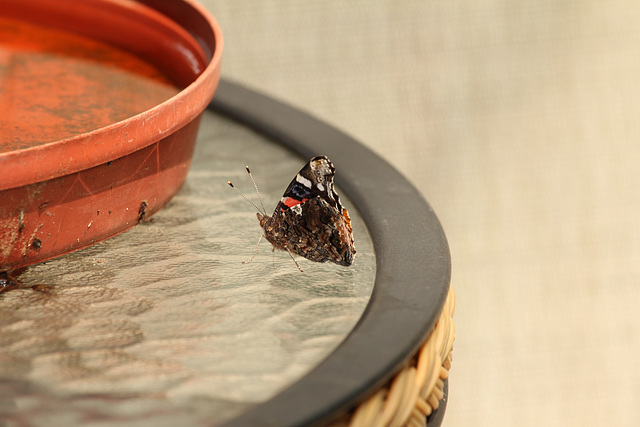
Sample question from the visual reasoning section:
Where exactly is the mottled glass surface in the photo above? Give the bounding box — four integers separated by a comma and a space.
0, 112, 376, 426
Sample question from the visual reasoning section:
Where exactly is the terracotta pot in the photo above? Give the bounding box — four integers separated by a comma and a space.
0, 0, 223, 270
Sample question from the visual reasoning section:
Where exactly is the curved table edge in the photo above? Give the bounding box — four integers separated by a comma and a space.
209, 79, 452, 427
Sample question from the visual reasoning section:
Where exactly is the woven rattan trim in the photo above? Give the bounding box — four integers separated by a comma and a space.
333, 286, 456, 427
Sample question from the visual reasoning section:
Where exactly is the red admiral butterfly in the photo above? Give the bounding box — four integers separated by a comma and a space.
228, 156, 356, 271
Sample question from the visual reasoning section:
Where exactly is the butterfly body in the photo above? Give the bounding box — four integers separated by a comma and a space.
258, 156, 356, 267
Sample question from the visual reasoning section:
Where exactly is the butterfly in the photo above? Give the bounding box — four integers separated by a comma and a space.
229, 156, 356, 271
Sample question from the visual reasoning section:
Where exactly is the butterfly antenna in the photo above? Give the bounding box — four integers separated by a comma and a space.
245, 166, 267, 215
228, 180, 265, 214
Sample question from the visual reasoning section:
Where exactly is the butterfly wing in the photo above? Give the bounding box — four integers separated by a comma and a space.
260, 156, 356, 266
264, 197, 355, 266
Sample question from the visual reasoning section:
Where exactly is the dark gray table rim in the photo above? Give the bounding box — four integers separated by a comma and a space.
209, 79, 452, 427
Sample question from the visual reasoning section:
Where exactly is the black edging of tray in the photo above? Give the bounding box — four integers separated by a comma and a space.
209, 79, 452, 427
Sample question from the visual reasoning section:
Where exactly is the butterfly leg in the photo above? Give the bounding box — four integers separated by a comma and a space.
242, 234, 263, 264
286, 249, 304, 273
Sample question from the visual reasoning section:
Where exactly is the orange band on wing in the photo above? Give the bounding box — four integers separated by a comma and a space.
342, 208, 353, 232
282, 197, 308, 209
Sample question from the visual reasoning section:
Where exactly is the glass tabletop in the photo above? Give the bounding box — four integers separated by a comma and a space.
0, 111, 376, 426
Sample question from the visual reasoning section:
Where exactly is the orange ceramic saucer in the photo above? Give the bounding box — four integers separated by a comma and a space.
0, 0, 222, 270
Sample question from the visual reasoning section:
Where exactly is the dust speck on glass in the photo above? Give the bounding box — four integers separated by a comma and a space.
0, 111, 376, 425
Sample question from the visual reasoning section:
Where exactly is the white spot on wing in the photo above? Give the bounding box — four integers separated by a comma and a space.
296, 174, 312, 188
291, 204, 303, 215
317, 183, 325, 192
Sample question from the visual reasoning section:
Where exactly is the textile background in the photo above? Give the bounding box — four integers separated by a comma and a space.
200, 2, 640, 425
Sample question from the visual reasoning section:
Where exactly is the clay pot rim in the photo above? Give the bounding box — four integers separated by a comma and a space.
0, 0, 223, 191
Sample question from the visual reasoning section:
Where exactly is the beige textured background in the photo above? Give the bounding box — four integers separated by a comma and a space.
200, 1, 640, 426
